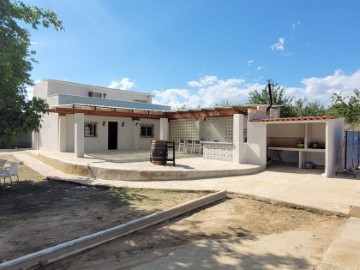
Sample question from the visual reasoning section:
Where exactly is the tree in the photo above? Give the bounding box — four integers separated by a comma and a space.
327, 89, 360, 127
292, 98, 327, 116
248, 82, 296, 117
0, 0, 63, 147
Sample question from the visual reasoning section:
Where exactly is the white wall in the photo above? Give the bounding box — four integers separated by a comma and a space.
201, 117, 233, 142
66, 114, 75, 152
33, 81, 49, 99
325, 119, 345, 177
37, 113, 59, 151
44, 80, 151, 103
267, 123, 306, 137
246, 122, 267, 166
139, 118, 160, 149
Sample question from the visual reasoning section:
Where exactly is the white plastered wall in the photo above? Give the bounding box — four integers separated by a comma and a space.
37, 112, 59, 151
45, 80, 151, 103
139, 118, 160, 149
201, 117, 233, 142
325, 119, 345, 177
246, 122, 267, 166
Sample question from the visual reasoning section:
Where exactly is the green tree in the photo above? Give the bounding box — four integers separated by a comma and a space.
292, 98, 327, 116
248, 82, 296, 117
0, 0, 63, 147
327, 89, 360, 127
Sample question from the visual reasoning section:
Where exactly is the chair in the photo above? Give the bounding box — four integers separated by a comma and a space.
186, 140, 194, 154
0, 159, 6, 168
0, 163, 19, 185
178, 139, 186, 152
192, 140, 202, 154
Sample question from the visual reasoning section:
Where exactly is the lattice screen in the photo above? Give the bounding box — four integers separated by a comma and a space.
224, 117, 233, 140
169, 119, 197, 142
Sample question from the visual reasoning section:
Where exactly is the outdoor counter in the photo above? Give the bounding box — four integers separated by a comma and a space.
202, 141, 234, 162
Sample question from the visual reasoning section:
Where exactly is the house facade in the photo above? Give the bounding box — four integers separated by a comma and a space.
32, 80, 171, 153
33, 80, 345, 177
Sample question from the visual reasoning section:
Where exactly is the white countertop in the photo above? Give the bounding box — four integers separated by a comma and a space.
201, 141, 233, 145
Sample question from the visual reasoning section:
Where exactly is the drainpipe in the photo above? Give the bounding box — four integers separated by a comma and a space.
266, 80, 273, 113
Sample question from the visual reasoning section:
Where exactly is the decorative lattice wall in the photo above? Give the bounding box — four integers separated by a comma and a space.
224, 117, 233, 140
169, 119, 197, 142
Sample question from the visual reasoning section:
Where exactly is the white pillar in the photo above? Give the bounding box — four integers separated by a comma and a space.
32, 132, 39, 150
58, 115, 67, 152
195, 120, 203, 139
233, 114, 246, 164
133, 120, 140, 150
74, 113, 84, 157
159, 118, 169, 140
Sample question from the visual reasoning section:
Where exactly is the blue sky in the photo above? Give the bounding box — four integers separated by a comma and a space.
26, 0, 360, 108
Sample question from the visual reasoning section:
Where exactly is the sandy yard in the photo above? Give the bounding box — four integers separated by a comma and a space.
0, 154, 347, 269
0, 155, 209, 262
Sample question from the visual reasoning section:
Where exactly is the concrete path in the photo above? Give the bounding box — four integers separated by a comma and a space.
316, 217, 360, 270
11, 151, 360, 216
4, 151, 360, 270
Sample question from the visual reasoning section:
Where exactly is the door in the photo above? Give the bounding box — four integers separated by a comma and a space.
108, 122, 118, 150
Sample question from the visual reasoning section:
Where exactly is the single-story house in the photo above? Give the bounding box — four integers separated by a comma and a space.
32, 80, 345, 177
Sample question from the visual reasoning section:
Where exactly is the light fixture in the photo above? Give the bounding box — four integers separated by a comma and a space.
135, 122, 139, 126
121, 122, 125, 127
103, 121, 106, 126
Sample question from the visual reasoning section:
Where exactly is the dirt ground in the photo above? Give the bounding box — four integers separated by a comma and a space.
0, 155, 209, 262
0, 155, 346, 269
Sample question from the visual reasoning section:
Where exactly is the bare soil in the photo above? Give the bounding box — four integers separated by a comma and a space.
0, 155, 346, 270
0, 155, 208, 262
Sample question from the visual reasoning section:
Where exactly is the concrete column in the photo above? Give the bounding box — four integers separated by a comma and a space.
32, 132, 39, 150
133, 121, 140, 150
159, 118, 169, 140
58, 115, 67, 152
195, 120, 203, 140
233, 114, 246, 164
247, 121, 267, 166
74, 113, 84, 157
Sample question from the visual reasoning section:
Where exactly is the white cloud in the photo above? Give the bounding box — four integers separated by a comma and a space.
153, 75, 256, 109
256, 66, 265, 71
108, 77, 135, 90
292, 21, 301, 29
30, 40, 47, 46
188, 75, 218, 87
271, 37, 285, 51
152, 69, 360, 110
247, 59, 254, 65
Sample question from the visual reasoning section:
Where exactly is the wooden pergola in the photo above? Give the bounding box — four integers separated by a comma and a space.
48, 104, 256, 121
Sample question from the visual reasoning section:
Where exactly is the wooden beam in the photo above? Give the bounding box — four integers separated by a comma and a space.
48, 108, 166, 119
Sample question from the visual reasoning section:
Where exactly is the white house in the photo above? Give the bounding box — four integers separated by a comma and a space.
32, 80, 171, 156
33, 80, 345, 177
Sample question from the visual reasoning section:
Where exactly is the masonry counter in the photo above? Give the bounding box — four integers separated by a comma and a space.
202, 141, 234, 162
267, 146, 325, 168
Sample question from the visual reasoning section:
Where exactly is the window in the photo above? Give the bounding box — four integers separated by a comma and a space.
134, 99, 148, 103
84, 122, 98, 137
140, 124, 154, 138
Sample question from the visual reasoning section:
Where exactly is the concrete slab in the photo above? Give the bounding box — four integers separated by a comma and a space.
27, 150, 264, 181
316, 217, 360, 270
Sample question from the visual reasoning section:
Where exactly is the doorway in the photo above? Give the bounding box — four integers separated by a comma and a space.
108, 122, 118, 150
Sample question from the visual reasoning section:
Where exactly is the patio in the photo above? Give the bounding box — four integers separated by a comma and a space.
27, 150, 264, 181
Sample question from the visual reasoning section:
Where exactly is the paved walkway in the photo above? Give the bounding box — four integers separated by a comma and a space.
3, 151, 360, 269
